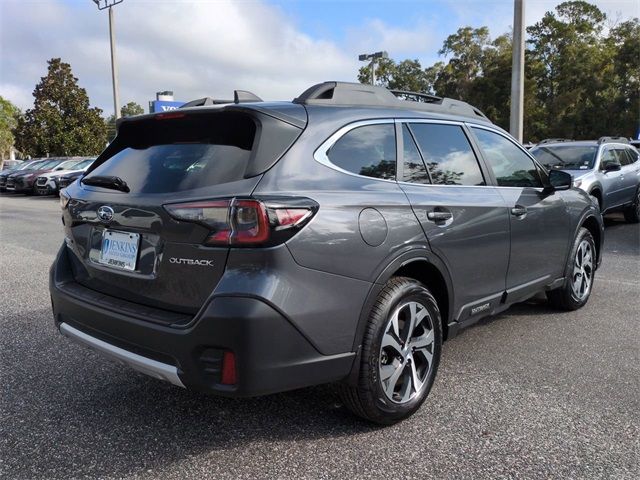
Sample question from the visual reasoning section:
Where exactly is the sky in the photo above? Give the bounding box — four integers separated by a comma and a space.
1, 0, 638, 117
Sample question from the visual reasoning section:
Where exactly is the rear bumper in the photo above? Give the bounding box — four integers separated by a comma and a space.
50, 245, 355, 396
59, 322, 185, 387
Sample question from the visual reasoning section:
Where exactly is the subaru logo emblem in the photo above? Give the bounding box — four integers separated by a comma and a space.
97, 205, 114, 222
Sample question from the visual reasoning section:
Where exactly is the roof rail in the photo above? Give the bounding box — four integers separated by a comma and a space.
598, 136, 629, 144
293, 81, 488, 120
389, 90, 442, 104
180, 90, 263, 109
537, 138, 573, 145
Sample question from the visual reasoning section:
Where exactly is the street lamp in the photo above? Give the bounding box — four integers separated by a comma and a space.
359, 51, 388, 85
510, 0, 525, 142
92, 0, 124, 120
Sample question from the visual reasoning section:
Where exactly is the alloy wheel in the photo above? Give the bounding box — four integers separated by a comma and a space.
379, 301, 434, 404
572, 239, 593, 300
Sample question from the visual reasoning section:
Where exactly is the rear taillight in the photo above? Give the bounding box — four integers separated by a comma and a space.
164, 197, 317, 247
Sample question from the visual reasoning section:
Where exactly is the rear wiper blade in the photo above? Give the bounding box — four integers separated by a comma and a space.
81, 175, 130, 193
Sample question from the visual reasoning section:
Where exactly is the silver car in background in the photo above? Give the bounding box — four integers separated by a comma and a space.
530, 137, 640, 222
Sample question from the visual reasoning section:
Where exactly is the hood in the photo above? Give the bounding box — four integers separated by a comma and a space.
563, 169, 593, 180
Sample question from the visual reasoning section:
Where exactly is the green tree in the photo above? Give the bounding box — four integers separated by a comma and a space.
607, 18, 640, 138
14, 58, 107, 157
527, 1, 610, 139
358, 58, 432, 92
0, 96, 21, 160
105, 101, 145, 141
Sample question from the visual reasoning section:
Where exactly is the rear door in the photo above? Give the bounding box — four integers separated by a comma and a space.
599, 146, 626, 209
61, 108, 304, 314
616, 147, 640, 204
469, 126, 572, 302
397, 120, 510, 323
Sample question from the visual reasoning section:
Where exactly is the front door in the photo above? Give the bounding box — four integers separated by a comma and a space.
470, 126, 573, 303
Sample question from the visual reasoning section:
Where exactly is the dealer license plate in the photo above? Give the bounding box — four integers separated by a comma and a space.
98, 230, 140, 271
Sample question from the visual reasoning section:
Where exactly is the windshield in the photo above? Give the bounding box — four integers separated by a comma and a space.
530, 145, 597, 170
56, 160, 81, 170
20, 161, 39, 170
39, 159, 65, 169
75, 159, 94, 170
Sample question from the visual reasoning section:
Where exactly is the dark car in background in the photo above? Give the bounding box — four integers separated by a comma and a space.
53, 158, 95, 194
5, 158, 70, 194
0, 160, 23, 171
0, 160, 47, 191
530, 137, 640, 222
51, 82, 603, 424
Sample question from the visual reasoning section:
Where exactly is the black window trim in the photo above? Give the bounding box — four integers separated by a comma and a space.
466, 123, 549, 190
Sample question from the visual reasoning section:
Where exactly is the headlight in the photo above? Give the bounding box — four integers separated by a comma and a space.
573, 179, 582, 188
60, 191, 70, 209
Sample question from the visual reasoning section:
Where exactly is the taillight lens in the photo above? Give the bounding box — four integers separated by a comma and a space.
164, 197, 317, 247
165, 200, 232, 243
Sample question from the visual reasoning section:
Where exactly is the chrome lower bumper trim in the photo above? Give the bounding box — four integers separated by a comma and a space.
59, 322, 185, 388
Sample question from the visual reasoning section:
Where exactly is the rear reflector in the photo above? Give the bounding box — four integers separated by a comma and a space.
221, 351, 237, 385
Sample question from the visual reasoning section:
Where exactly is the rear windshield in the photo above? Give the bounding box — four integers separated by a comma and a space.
84, 112, 257, 194
530, 145, 597, 170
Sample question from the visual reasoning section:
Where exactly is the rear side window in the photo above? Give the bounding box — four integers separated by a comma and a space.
328, 124, 396, 180
616, 148, 637, 166
472, 128, 542, 188
409, 123, 485, 186
85, 112, 257, 194
402, 125, 430, 184
625, 148, 640, 164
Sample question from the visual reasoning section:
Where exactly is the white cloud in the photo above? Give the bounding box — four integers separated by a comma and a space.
0, 0, 358, 115
1, 0, 638, 116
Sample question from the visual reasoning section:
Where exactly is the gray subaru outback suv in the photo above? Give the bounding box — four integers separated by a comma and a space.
530, 138, 640, 222
50, 82, 603, 424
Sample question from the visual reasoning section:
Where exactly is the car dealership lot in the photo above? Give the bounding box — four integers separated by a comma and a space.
1, 194, 638, 479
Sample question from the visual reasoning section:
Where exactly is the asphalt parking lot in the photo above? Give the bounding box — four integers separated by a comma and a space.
1, 193, 638, 479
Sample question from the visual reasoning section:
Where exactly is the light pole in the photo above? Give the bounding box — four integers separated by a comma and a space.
510, 0, 525, 142
359, 51, 388, 85
92, 0, 123, 120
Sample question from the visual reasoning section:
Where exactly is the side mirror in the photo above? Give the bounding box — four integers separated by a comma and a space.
546, 169, 572, 192
603, 162, 621, 173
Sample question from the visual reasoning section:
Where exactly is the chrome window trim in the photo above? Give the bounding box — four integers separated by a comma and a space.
313, 119, 398, 184
313, 117, 509, 187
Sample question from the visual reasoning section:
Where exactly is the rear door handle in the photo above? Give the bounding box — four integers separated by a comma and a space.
510, 206, 527, 217
427, 211, 453, 222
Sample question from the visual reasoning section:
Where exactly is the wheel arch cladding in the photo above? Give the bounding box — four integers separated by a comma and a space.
581, 215, 602, 264
392, 260, 450, 339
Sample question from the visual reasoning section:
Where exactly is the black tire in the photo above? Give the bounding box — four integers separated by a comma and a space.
338, 277, 442, 425
623, 188, 640, 223
547, 227, 596, 310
